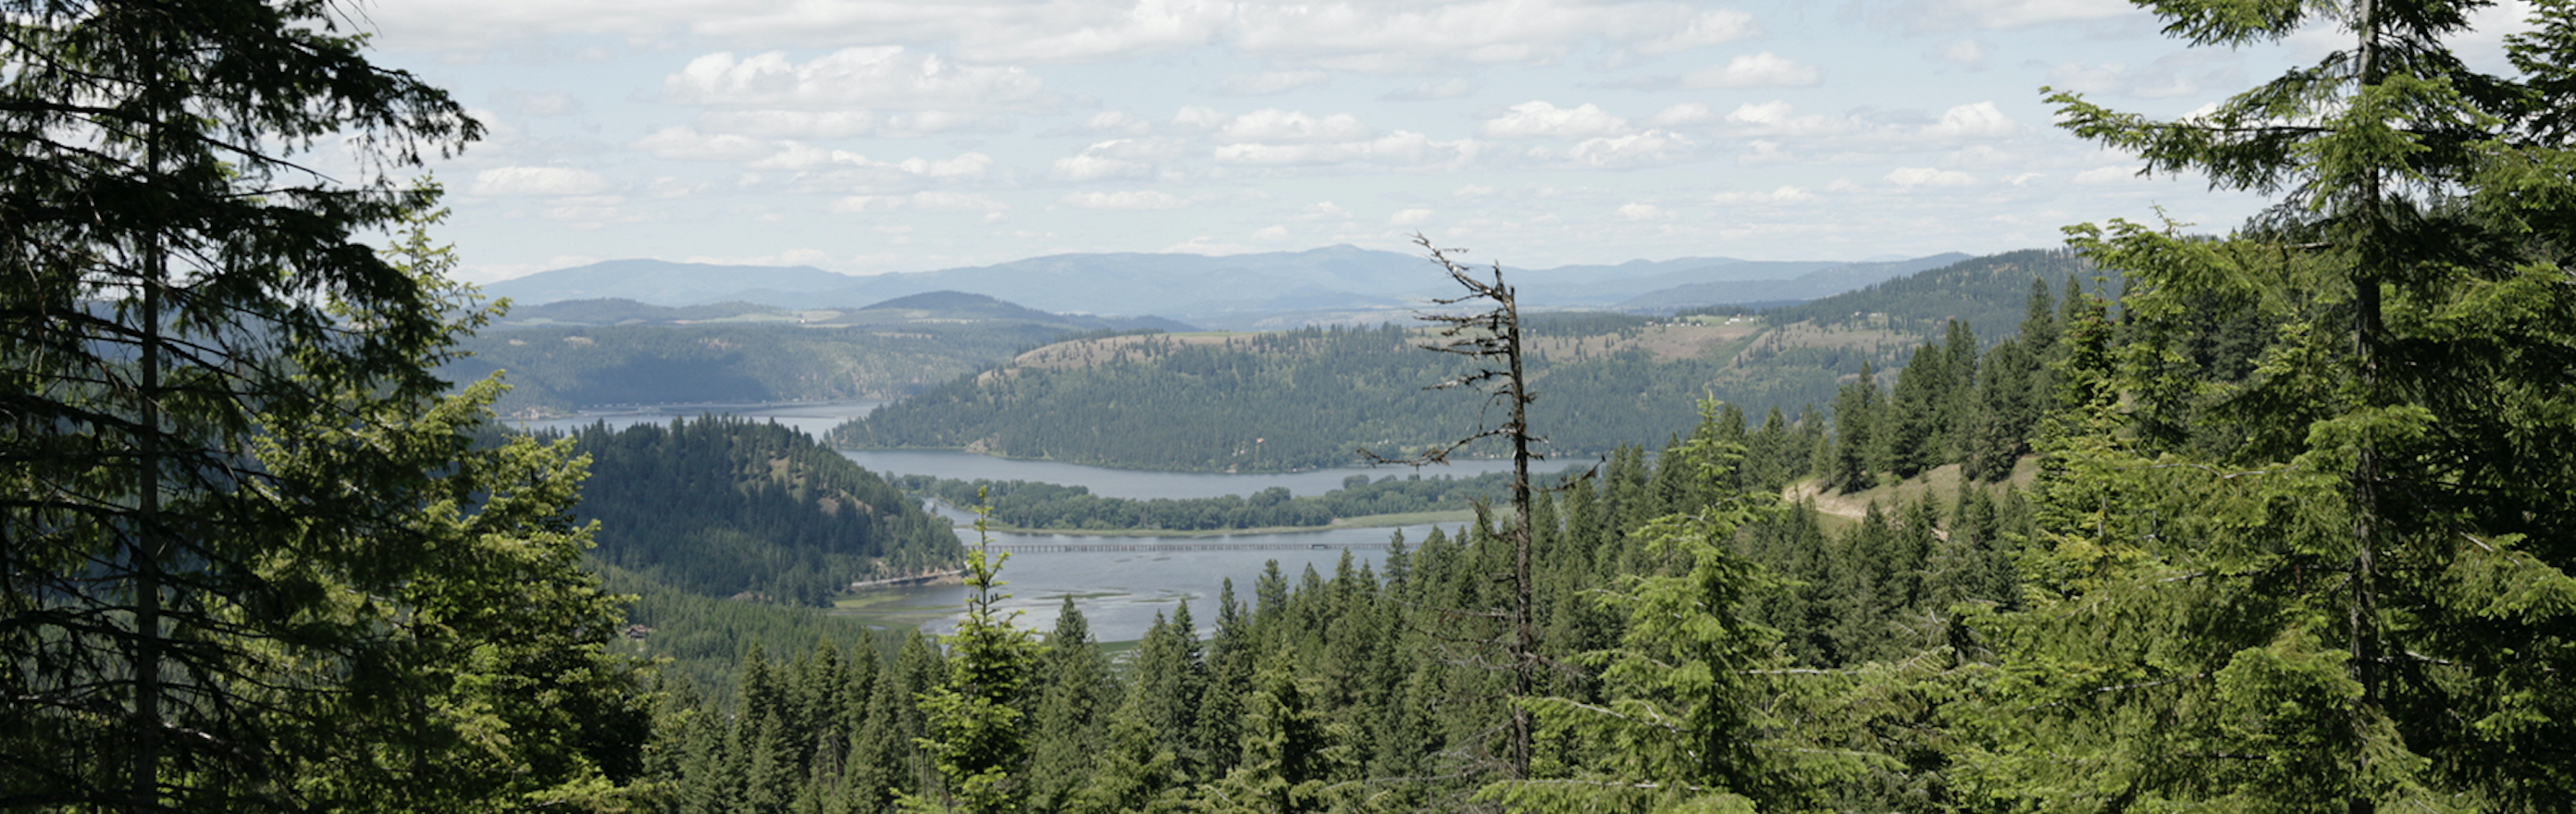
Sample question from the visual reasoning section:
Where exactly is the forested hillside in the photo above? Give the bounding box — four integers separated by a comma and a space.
564, 417, 960, 606
445, 291, 1182, 415
447, 323, 1036, 415
829, 251, 2088, 472
892, 465, 1591, 532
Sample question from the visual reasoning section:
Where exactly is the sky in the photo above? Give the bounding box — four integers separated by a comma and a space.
353, 0, 2542, 283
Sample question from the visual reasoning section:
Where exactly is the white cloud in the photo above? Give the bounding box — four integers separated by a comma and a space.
1054, 154, 1153, 182
1567, 130, 1697, 168
1709, 186, 1814, 204
1723, 101, 1852, 137
1480, 101, 1630, 139
1887, 166, 1979, 187
1232, 0, 1758, 71
1889, 0, 2140, 31
831, 191, 1011, 214
1076, 111, 1157, 136
698, 109, 1011, 139
472, 166, 613, 197
632, 127, 777, 162
1061, 190, 1191, 210
1051, 138, 1185, 181
745, 147, 997, 179
1390, 208, 1435, 226
1218, 109, 1375, 142
1649, 102, 1715, 127
1616, 203, 1673, 220
2073, 166, 2145, 184
1679, 52, 1821, 89
1171, 105, 1233, 129
1452, 184, 1498, 199
1211, 130, 1473, 169
375, 0, 1752, 71
1220, 69, 1330, 96
1921, 102, 2018, 138
660, 48, 1057, 111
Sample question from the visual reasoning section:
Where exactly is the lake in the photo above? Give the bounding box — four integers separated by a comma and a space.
523, 401, 1503, 641
851, 524, 1450, 643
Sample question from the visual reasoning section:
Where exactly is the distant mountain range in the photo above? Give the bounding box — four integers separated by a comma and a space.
481, 246, 1971, 329
489, 290, 1197, 333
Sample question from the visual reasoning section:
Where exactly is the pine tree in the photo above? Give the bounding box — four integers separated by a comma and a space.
898, 500, 1038, 814
0, 0, 524, 806
1025, 599, 1115, 814
1962, 1, 2576, 809
1828, 364, 1883, 492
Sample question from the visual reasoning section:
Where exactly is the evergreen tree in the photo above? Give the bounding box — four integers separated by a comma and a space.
0, 0, 549, 805
1025, 600, 1114, 814
1828, 364, 1883, 492
1962, 1, 2576, 809
898, 502, 1038, 814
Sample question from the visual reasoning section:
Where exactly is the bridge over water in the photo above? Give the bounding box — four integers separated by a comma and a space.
992, 539, 1393, 554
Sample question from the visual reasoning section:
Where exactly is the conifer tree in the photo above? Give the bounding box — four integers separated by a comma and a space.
1963, 1, 2576, 809
1026, 599, 1114, 814
898, 500, 1037, 814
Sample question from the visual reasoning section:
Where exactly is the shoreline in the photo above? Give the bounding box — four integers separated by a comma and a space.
953, 508, 1476, 538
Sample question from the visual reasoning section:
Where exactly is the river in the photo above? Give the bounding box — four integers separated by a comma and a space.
517, 401, 1509, 641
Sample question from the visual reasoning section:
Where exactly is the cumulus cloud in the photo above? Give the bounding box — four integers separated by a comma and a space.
1887, 166, 1979, 187
746, 147, 997, 179
633, 127, 777, 162
1232, 0, 1758, 72
1069, 110, 1158, 136
1616, 203, 1673, 220
1062, 190, 1192, 210
1051, 138, 1186, 181
660, 47, 1058, 111
1723, 101, 1852, 137
1220, 69, 1330, 96
1649, 103, 1715, 127
472, 166, 614, 197
1885, 0, 2140, 31
1389, 208, 1435, 226
1679, 52, 1821, 89
1292, 201, 1354, 220
1212, 130, 1472, 168
375, 0, 1762, 72
831, 191, 1009, 214
1217, 109, 1374, 142
1921, 102, 2018, 138
1479, 101, 1630, 139
2073, 165, 2146, 184
698, 109, 1014, 139
1709, 186, 1814, 204
1567, 130, 1698, 168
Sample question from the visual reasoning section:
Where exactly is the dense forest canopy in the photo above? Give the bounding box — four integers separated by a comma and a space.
891, 466, 1593, 532
563, 417, 961, 606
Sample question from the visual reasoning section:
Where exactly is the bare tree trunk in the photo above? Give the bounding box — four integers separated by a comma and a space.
1366, 234, 1545, 781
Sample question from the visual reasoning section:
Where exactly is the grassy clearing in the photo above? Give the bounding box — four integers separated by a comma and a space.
1783, 455, 2040, 534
